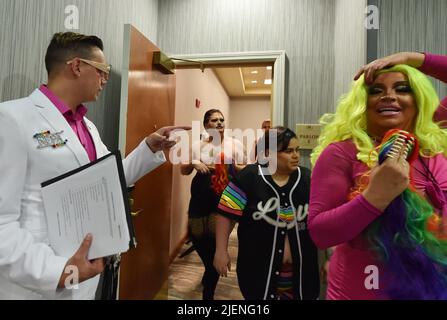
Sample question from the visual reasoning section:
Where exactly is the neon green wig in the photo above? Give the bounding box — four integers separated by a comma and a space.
311, 65, 447, 167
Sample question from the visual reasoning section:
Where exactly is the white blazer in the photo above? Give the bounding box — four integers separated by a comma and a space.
0, 89, 166, 299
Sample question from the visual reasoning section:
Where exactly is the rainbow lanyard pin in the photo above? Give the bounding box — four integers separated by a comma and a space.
33, 130, 68, 149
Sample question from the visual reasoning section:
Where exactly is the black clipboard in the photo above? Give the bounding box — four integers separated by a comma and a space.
41, 151, 137, 250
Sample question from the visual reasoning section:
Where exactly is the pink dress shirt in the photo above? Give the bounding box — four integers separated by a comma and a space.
39, 85, 97, 162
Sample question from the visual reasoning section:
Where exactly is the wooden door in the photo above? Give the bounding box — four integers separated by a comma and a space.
118, 24, 175, 299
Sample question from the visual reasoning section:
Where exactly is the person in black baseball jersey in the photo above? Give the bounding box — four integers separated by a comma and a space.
214, 127, 320, 300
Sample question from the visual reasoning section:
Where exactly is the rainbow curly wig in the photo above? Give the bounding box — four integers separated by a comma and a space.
365, 130, 447, 299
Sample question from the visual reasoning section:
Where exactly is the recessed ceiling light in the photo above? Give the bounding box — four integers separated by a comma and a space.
264, 79, 272, 85
251, 80, 258, 84
251, 70, 259, 74
266, 66, 272, 70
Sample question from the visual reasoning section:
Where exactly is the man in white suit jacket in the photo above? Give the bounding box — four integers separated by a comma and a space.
0, 32, 187, 299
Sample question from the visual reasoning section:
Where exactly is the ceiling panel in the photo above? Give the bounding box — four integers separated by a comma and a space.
214, 66, 273, 98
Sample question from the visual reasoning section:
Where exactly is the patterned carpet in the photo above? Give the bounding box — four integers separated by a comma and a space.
167, 227, 328, 300
168, 227, 244, 300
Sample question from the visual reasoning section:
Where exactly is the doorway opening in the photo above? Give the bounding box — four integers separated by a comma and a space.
169, 51, 286, 300
172, 51, 286, 126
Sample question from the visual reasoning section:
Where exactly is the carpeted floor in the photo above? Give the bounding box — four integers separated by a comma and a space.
167, 227, 328, 300
168, 227, 243, 300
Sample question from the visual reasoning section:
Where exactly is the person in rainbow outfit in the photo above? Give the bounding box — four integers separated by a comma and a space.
181, 109, 244, 300
309, 52, 447, 299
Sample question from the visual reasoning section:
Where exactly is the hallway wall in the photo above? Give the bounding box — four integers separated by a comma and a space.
157, 0, 367, 167
376, 0, 447, 100
158, 0, 366, 124
0, 0, 159, 149
229, 97, 271, 161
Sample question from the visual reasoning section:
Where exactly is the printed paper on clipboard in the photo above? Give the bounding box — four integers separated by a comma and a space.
41, 151, 136, 259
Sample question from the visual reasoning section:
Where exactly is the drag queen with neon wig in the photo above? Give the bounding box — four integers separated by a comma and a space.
309, 52, 447, 299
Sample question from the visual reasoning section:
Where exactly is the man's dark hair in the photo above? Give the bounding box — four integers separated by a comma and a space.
45, 32, 104, 75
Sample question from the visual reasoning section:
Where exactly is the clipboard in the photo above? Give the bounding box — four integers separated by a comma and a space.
41, 151, 137, 259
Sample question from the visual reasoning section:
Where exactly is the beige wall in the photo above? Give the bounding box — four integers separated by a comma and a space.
229, 97, 271, 131
170, 68, 230, 256
229, 97, 271, 161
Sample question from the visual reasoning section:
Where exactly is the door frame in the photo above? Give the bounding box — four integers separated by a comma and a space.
117, 23, 177, 300
118, 23, 133, 155
171, 50, 286, 126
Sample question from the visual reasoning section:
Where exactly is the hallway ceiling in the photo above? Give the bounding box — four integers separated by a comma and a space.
213, 66, 273, 98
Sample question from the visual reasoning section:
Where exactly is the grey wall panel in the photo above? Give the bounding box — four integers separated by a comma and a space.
0, 0, 369, 164
366, 0, 379, 63
0, 0, 159, 149
157, 0, 367, 167
377, 0, 447, 102
158, 0, 338, 126
334, 0, 367, 109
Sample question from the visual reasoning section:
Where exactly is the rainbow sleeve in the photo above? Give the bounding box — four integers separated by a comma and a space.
217, 181, 247, 218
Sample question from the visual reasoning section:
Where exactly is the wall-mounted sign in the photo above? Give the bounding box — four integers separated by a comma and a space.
296, 124, 321, 150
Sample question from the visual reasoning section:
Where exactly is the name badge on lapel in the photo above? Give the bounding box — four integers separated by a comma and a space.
33, 130, 68, 149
